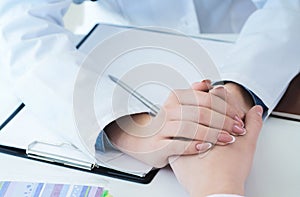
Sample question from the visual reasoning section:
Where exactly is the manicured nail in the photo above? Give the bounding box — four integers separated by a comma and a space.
218, 133, 235, 144
233, 124, 247, 135
201, 79, 213, 89
196, 143, 212, 152
240, 129, 247, 136
234, 115, 244, 128
201, 79, 212, 84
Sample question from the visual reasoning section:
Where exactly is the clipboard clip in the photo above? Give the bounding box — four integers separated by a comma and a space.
26, 141, 96, 170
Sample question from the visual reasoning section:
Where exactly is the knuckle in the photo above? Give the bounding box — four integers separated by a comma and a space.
164, 104, 181, 119
165, 90, 180, 105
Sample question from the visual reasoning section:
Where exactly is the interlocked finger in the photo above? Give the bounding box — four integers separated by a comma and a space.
166, 105, 245, 135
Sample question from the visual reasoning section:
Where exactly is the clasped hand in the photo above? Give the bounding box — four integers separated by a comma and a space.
106, 80, 251, 168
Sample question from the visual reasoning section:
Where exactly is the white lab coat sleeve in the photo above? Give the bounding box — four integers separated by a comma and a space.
0, 0, 148, 155
0, 0, 76, 139
219, 0, 300, 116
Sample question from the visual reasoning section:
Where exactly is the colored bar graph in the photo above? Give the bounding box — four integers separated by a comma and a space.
0, 181, 110, 197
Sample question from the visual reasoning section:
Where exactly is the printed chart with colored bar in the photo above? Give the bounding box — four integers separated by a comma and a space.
0, 181, 111, 197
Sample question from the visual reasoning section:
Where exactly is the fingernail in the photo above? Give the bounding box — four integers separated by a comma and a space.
256, 106, 263, 117
218, 133, 235, 144
201, 79, 212, 84
234, 115, 244, 128
213, 85, 225, 90
233, 124, 247, 135
196, 143, 212, 152
201, 79, 213, 89
240, 129, 247, 136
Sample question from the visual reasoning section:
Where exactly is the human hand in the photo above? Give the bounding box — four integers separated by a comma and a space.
192, 81, 252, 136
169, 105, 263, 197
192, 81, 255, 137
106, 80, 245, 168
209, 82, 254, 122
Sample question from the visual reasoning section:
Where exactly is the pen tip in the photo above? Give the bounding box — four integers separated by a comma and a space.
108, 75, 118, 83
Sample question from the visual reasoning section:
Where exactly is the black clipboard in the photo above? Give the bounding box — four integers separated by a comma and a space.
0, 24, 158, 184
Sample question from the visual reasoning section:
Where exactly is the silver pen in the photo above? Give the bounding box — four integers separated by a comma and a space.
108, 75, 160, 116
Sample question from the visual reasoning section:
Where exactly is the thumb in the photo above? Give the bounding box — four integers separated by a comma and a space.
244, 105, 263, 144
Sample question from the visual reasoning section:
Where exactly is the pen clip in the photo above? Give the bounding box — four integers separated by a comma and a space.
26, 141, 96, 170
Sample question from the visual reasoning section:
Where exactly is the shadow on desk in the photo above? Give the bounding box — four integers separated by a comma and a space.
272, 73, 300, 121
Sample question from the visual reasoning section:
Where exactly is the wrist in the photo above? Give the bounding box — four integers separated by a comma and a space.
190, 181, 244, 197
105, 113, 153, 147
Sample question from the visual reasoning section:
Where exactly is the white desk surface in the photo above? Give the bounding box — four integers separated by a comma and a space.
0, 117, 299, 197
